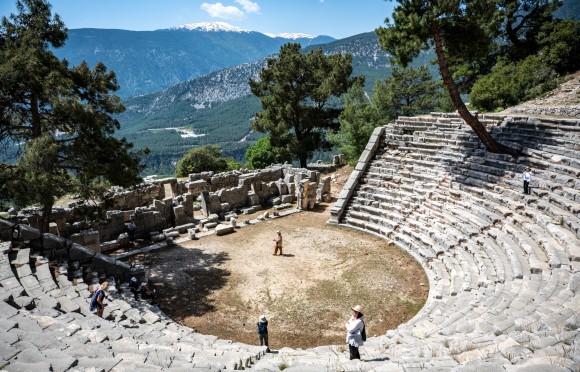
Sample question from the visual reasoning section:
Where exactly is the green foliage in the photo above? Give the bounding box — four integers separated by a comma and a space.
469, 55, 559, 112
499, 1, 561, 62
249, 43, 362, 168
375, 0, 564, 156
175, 144, 229, 177
376, 0, 498, 71
468, 6, 579, 112
373, 66, 452, 120
245, 137, 290, 169
537, 19, 580, 74
226, 157, 243, 171
0, 0, 146, 229
330, 68, 452, 165
329, 83, 380, 165
8, 135, 70, 210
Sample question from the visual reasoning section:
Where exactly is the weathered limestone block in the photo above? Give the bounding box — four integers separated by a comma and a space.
201, 191, 221, 216
188, 228, 197, 240
165, 231, 180, 239
174, 205, 186, 226
217, 186, 247, 209
69, 243, 97, 261
189, 171, 212, 182
258, 167, 284, 183
176, 223, 196, 234
248, 191, 260, 206
239, 174, 257, 188
29, 233, 67, 251
11, 248, 30, 268
152, 233, 166, 242
186, 179, 208, 197
210, 172, 240, 191
241, 207, 255, 214
154, 199, 166, 213
69, 230, 100, 252
281, 195, 293, 204
54, 217, 68, 235
100, 240, 120, 253
320, 176, 331, 194
224, 212, 238, 221
205, 222, 218, 229
15, 224, 41, 241
215, 224, 235, 236
295, 172, 308, 184
308, 170, 319, 183
275, 180, 289, 195
182, 193, 194, 217
0, 218, 15, 241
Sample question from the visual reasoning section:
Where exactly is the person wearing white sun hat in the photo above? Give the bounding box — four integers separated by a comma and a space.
257, 315, 270, 352
345, 304, 365, 360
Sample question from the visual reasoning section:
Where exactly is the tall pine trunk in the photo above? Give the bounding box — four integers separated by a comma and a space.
432, 30, 520, 157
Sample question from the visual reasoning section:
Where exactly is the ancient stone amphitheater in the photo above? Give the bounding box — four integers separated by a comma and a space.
1, 112, 579, 371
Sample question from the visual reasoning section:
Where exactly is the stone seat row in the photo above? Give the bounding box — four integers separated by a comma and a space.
377, 129, 580, 245
340, 216, 577, 366
352, 152, 575, 273
0, 241, 267, 371
349, 178, 558, 278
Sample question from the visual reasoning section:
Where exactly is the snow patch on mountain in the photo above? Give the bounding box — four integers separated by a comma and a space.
264, 32, 316, 39
171, 22, 250, 33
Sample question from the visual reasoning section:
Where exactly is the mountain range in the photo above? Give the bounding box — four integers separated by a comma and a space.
53, 22, 334, 97
115, 31, 436, 175
47, 0, 580, 175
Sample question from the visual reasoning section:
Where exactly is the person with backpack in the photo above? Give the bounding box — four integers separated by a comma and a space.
89, 282, 108, 318
345, 304, 365, 360
257, 315, 271, 352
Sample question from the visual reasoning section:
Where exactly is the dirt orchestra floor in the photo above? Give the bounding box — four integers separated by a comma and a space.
130, 167, 429, 349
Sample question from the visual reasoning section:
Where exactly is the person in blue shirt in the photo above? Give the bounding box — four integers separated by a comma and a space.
89, 282, 108, 318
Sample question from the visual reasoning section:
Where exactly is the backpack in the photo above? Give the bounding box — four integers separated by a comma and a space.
89, 289, 103, 311
258, 322, 267, 334
361, 320, 367, 342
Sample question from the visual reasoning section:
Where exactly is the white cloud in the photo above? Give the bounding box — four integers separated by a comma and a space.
200, 2, 245, 20
235, 0, 260, 14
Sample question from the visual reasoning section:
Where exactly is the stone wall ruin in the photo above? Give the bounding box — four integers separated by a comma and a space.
4, 164, 331, 256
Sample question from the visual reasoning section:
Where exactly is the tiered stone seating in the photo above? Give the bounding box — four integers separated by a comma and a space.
1, 113, 578, 371
319, 113, 580, 370
0, 240, 265, 370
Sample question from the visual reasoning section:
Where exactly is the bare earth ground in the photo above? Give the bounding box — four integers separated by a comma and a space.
500, 70, 580, 117
129, 166, 428, 349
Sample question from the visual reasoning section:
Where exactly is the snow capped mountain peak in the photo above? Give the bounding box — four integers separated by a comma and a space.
265, 32, 316, 39
171, 22, 250, 33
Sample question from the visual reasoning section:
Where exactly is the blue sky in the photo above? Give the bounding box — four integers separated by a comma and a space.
0, 0, 395, 39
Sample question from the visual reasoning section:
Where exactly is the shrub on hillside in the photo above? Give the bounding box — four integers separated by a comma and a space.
175, 145, 228, 177
469, 56, 559, 112
245, 137, 290, 169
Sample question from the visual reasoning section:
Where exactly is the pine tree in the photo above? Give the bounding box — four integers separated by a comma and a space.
375, 0, 559, 156
249, 43, 362, 168
0, 0, 146, 231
